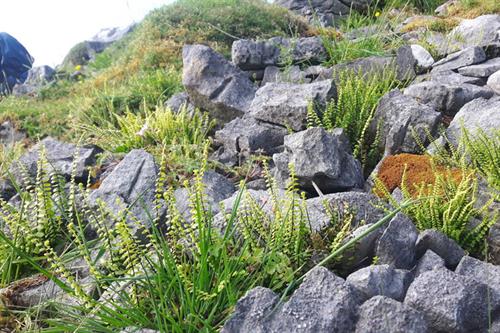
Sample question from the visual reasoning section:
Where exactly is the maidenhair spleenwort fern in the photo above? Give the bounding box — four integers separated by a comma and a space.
374, 163, 497, 255
426, 126, 500, 194
306, 69, 400, 172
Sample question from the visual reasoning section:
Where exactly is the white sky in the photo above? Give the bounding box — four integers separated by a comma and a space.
0, 0, 174, 67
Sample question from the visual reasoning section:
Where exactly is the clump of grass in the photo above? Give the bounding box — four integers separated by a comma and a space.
0, 147, 70, 286
386, 0, 447, 13
0, 96, 71, 139
399, 16, 460, 34
72, 67, 182, 129
0, 141, 25, 178
307, 69, 402, 172
446, 0, 500, 18
80, 103, 214, 177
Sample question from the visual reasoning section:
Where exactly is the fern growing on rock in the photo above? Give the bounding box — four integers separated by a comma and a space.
374, 163, 497, 255
307, 69, 399, 172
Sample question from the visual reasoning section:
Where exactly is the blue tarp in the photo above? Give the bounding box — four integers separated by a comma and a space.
0, 32, 34, 93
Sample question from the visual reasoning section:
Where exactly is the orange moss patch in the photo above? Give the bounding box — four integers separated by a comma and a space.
375, 153, 463, 197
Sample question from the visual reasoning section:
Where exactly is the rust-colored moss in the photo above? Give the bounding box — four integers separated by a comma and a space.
375, 153, 463, 197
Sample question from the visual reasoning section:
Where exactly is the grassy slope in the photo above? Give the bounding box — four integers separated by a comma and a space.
0, 0, 309, 142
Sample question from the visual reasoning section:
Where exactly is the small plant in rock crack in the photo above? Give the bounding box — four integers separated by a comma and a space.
307, 69, 400, 172
374, 163, 497, 255
79, 103, 215, 178
427, 127, 500, 194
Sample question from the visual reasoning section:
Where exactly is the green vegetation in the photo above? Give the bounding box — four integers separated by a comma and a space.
81, 105, 214, 176
0, 0, 498, 331
307, 69, 402, 172
431, 128, 500, 193
375, 164, 497, 255
447, 0, 500, 18
0, 151, 362, 331
387, 0, 447, 12
0, 0, 307, 142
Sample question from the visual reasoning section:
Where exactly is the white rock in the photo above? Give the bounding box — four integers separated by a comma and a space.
487, 70, 500, 94
411, 44, 435, 72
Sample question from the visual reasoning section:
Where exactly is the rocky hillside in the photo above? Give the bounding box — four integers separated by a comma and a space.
0, 0, 499, 332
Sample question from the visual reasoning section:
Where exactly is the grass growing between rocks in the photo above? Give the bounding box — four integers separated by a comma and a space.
80, 104, 215, 177
446, 0, 500, 18
387, 0, 447, 13
0, 151, 370, 331
0, 0, 308, 141
0, 96, 71, 139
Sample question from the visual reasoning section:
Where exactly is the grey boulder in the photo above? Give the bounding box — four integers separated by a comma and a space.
355, 296, 428, 333
396, 44, 435, 80
88, 149, 163, 236
415, 229, 465, 268
12, 65, 56, 96
221, 287, 279, 333
262, 65, 310, 85
249, 80, 336, 131
445, 97, 500, 146
182, 44, 256, 124
346, 264, 412, 302
213, 116, 287, 165
432, 46, 486, 72
306, 192, 386, 272
403, 81, 494, 116
274, 266, 361, 332
448, 14, 500, 51
405, 268, 490, 333
275, 0, 351, 26
231, 36, 327, 71
375, 213, 418, 270
318, 56, 395, 83
231, 38, 281, 70
0, 120, 26, 147
164, 92, 196, 114
410, 44, 435, 74
4, 137, 101, 200
487, 69, 500, 94
369, 89, 441, 156
455, 256, 500, 315
305, 192, 385, 232
412, 249, 446, 279
273, 127, 363, 194
418, 69, 485, 86
222, 266, 361, 332
458, 57, 500, 78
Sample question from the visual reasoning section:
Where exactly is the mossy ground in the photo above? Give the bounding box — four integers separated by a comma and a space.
375, 153, 463, 197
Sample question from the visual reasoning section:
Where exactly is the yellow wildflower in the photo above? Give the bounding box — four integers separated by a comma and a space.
375, 11, 381, 17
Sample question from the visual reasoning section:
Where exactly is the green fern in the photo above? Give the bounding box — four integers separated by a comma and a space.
375, 163, 497, 255
307, 69, 400, 172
